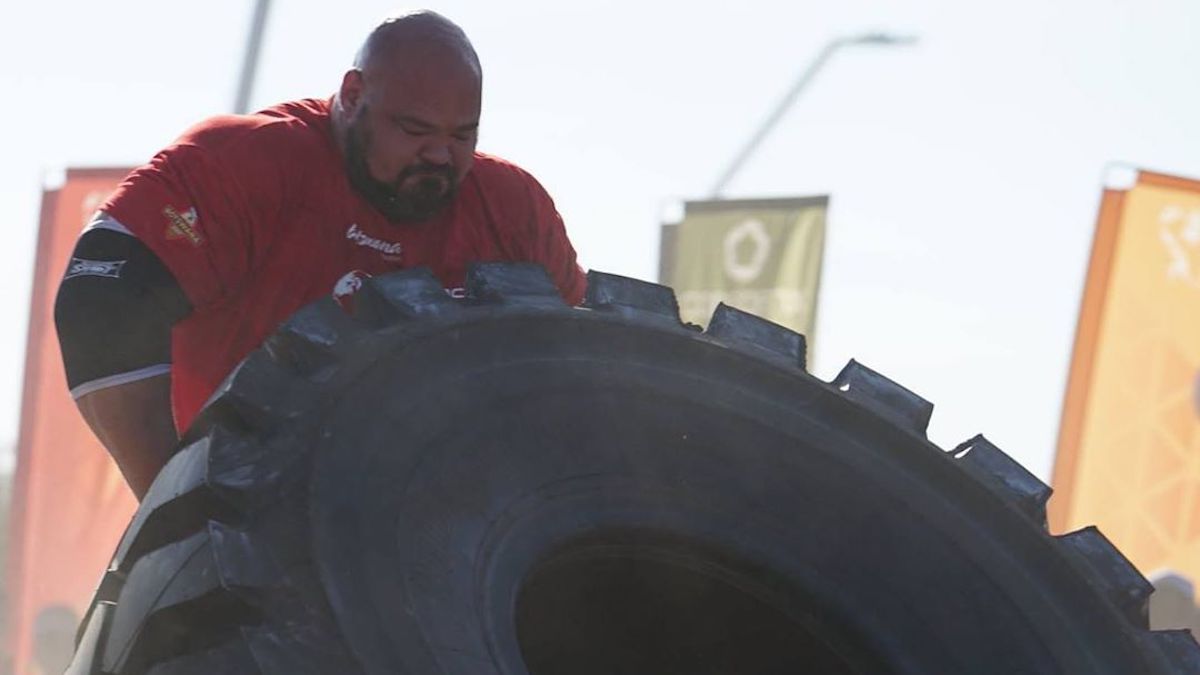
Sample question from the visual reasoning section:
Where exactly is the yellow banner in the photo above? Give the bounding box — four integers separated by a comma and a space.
660, 197, 827, 340
1051, 170, 1200, 577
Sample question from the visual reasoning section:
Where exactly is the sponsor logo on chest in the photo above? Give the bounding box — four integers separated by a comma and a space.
331, 269, 464, 312
346, 223, 403, 261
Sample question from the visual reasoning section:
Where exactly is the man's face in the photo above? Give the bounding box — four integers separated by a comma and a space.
341, 54, 481, 223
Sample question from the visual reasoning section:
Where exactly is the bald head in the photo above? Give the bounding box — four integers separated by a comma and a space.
354, 11, 481, 82
335, 11, 483, 223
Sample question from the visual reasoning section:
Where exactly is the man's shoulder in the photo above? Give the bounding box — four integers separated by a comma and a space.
469, 152, 546, 192
170, 98, 334, 161
463, 154, 563, 238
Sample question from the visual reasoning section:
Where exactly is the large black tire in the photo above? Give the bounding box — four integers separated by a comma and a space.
67, 264, 1200, 675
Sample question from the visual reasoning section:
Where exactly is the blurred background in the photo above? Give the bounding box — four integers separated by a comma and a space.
7, 0, 1200, 478
4, 0, 1200, 671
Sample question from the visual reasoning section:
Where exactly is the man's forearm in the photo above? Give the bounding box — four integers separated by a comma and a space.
74, 374, 179, 500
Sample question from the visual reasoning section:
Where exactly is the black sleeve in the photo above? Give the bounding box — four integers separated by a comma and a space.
54, 228, 193, 397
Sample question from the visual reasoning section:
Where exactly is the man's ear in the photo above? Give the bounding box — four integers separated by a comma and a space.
339, 69, 365, 113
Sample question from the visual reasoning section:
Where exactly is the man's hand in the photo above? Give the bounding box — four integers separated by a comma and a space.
74, 374, 178, 500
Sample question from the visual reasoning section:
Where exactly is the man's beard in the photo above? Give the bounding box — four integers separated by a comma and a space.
343, 113, 459, 224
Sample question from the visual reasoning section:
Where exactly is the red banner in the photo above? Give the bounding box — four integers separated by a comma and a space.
5, 169, 136, 675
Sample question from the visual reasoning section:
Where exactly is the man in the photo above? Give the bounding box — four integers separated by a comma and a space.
54, 11, 586, 500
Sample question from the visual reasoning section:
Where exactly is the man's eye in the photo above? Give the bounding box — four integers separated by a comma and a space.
393, 120, 428, 135
454, 132, 476, 142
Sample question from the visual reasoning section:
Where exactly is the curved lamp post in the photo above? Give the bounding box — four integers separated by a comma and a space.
708, 32, 918, 198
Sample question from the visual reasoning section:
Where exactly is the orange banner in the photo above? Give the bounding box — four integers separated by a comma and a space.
5, 169, 136, 674
1051, 169, 1200, 578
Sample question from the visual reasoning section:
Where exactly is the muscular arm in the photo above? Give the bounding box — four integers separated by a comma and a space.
74, 376, 177, 500
55, 226, 192, 500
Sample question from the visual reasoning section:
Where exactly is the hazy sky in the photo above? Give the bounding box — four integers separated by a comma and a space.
2, 0, 1198, 481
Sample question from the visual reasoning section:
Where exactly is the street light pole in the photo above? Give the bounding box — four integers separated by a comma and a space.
233, 0, 273, 114
708, 32, 916, 198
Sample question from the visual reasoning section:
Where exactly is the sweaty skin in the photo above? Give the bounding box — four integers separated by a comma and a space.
74, 11, 487, 500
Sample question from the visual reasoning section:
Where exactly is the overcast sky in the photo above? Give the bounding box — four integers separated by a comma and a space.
2, 0, 1198, 481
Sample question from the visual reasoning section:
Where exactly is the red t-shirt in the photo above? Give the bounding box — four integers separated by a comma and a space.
102, 98, 586, 432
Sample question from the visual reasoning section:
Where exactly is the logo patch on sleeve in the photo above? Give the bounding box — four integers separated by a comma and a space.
65, 258, 126, 280
163, 206, 204, 246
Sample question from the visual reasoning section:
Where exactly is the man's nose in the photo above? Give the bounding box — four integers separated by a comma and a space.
419, 140, 452, 166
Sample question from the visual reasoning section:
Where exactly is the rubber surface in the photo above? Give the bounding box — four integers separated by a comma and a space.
70, 263, 1200, 674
